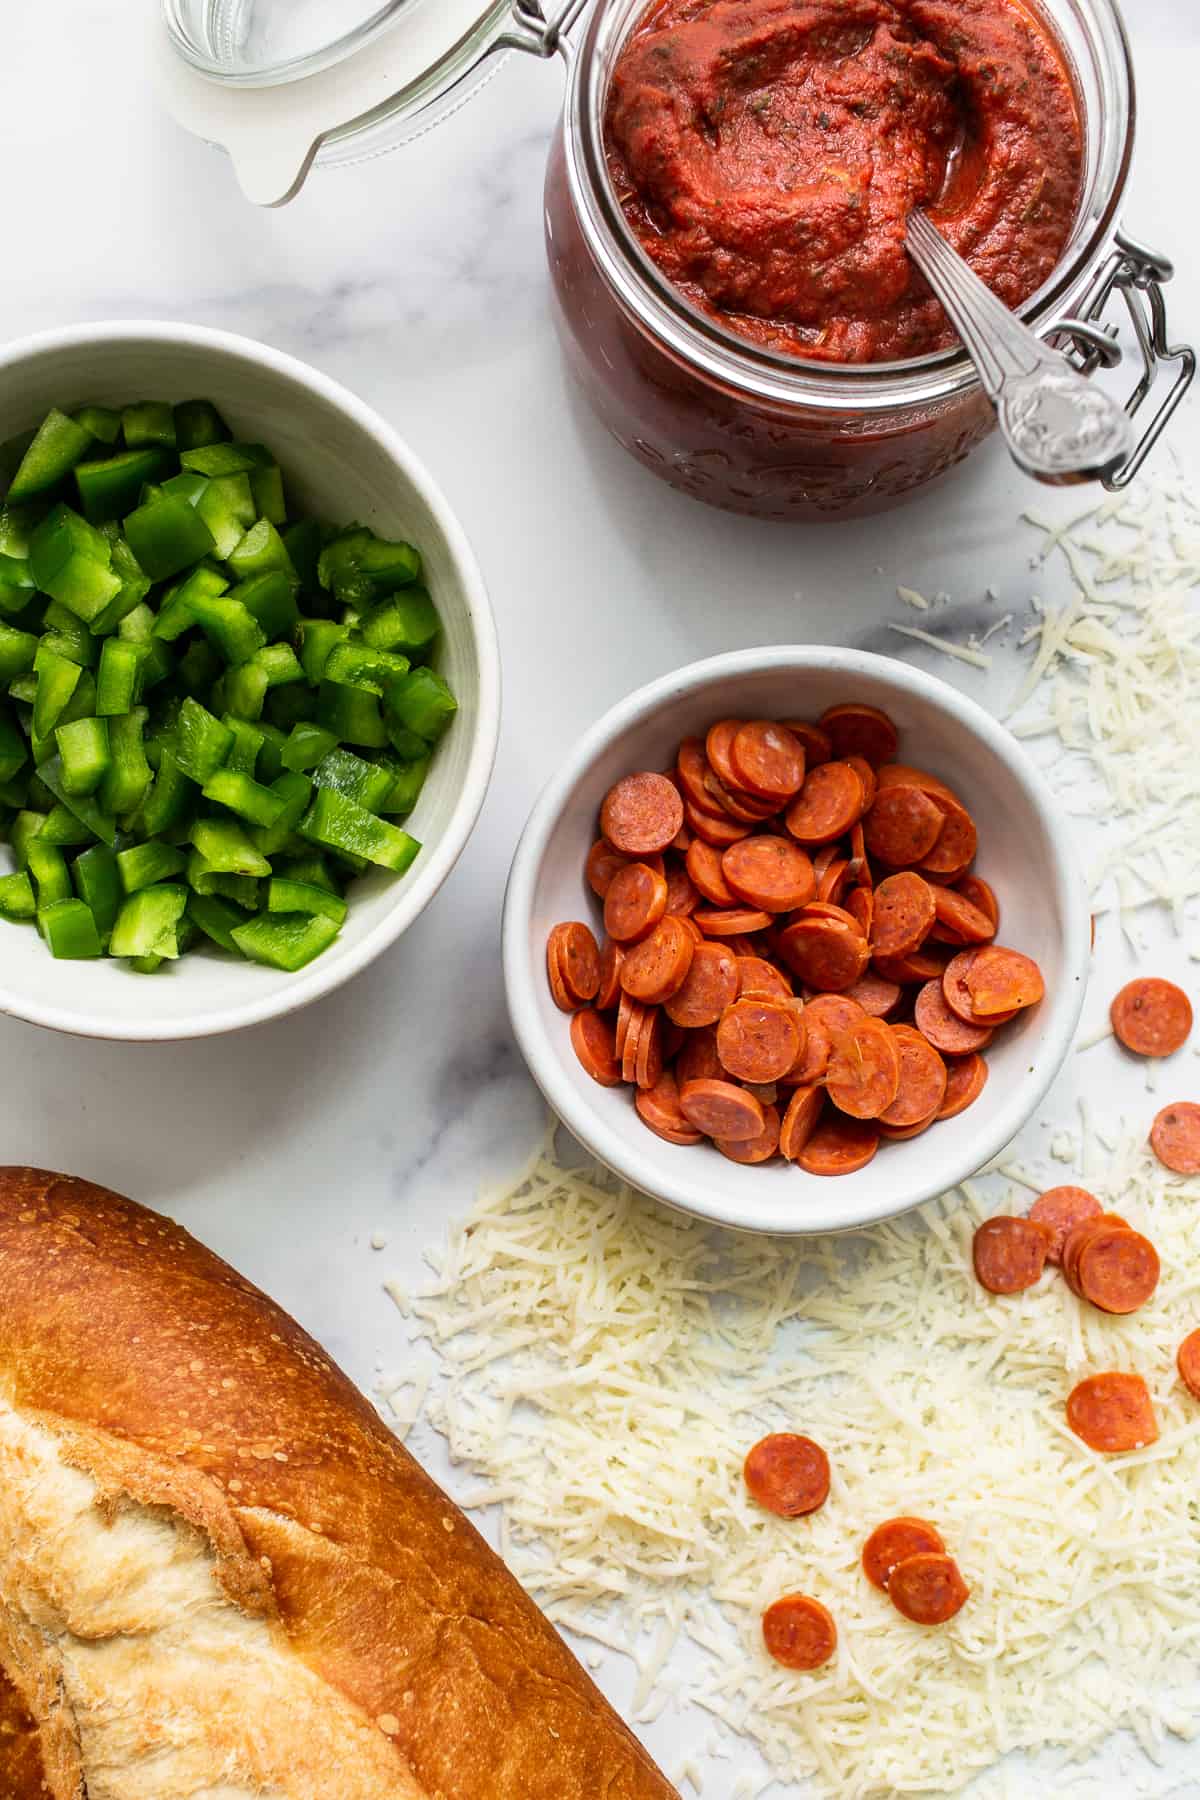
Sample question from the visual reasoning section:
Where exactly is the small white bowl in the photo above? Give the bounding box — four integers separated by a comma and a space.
503, 647, 1090, 1235
0, 322, 500, 1041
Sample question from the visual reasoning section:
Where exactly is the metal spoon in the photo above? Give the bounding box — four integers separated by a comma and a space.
905, 208, 1134, 487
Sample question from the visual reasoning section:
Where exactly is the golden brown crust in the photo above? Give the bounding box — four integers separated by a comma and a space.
0, 1659, 52, 1799
0, 1168, 677, 1800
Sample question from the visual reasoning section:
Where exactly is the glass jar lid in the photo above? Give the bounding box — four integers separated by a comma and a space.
153, 0, 524, 204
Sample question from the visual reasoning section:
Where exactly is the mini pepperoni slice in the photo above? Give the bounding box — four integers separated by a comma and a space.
744, 1433, 830, 1517
932, 886, 995, 945
777, 917, 870, 993
936, 1052, 988, 1120
918, 799, 977, 879
819, 702, 899, 767
604, 861, 669, 943
1027, 1186, 1101, 1263
887, 1553, 969, 1625
876, 763, 958, 804
956, 874, 999, 930
615, 989, 638, 1063
845, 885, 873, 939
792, 994, 864, 1082
737, 956, 793, 1000
620, 999, 647, 1083
600, 771, 684, 857
634, 1007, 665, 1090
721, 836, 816, 913
664, 862, 700, 917
877, 1112, 940, 1140
679, 1077, 766, 1142
683, 798, 751, 848
871, 871, 936, 959
795, 1114, 879, 1175
595, 938, 625, 1010
705, 719, 745, 790
779, 1084, 825, 1159
1066, 1372, 1158, 1453
862, 1517, 946, 1590
863, 786, 945, 868
941, 950, 1017, 1026
1150, 1102, 1200, 1174
879, 1025, 947, 1128
816, 856, 851, 905
547, 921, 601, 1011
570, 1008, 621, 1086
965, 946, 1045, 1016
825, 1016, 901, 1120
703, 770, 780, 823
676, 1024, 722, 1086
636, 1069, 703, 1145
761, 1594, 837, 1671
784, 761, 866, 846
717, 999, 804, 1085
1077, 1226, 1160, 1315
676, 738, 723, 815
874, 945, 948, 985
686, 837, 737, 906
844, 755, 877, 812
693, 907, 776, 938
803, 900, 860, 930
914, 979, 994, 1054
1062, 1213, 1131, 1298
782, 721, 832, 767
1111, 978, 1194, 1058
718, 1102, 781, 1164
586, 838, 633, 899
730, 720, 807, 801
1177, 1330, 1200, 1401
972, 1216, 1049, 1293
663, 939, 739, 1029
844, 971, 901, 1018
619, 915, 696, 1005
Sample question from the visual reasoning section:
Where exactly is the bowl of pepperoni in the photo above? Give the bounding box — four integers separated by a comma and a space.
502, 647, 1091, 1234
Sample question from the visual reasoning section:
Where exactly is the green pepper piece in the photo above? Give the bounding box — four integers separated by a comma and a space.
380, 754, 430, 815
28, 504, 122, 622
100, 709, 152, 819
10, 809, 45, 868
313, 747, 394, 814
317, 681, 388, 749
0, 552, 37, 619
281, 722, 337, 773
221, 660, 270, 722
266, 877, 348, 924
95, 639, 146, 716
318, 528, 421, 603
231, 909, 340, 971
191, 816, 271, 878
0, 706, 26, 785
179, 443, 259, 478
385, 666, 457, 744
36, 756, 117, 847
221, 717, 264, 776
253, 642, 303, 689
109, 884, 188, 959
360, 586, 440, 655
140, 748, 196, 839
26, 838, 72, 906
177, 639, 222, 698
256, 722, 286, 785
185, 889, 243, 952
202, 767, 286, 829
175, 696, 233, 782
263, 683, 317, 732
116, 840, 188, 894
123, 492, 215, 581
226, 519, 296, 585
249, 770, 313, 858
162, 470, 209, 509
153, 563, 229, 641
249, 462, 286, 526
32, 648, 82, 742
8, 409, 95, 502
0, 623, 38, 683
235, 570, 298, 640
74, 448, 172, 525
185, 592, 265, 666
186, 852, 260, 909
197, 473, 256, 559
89, 531, 152, 637
122, 402, 176, 450
323, 641, 410, 696
298, 619, 347, 684
72, 843, 121, 939
300, 786, 420, 873
0, 869, 35, 921
274, 851, 342, 896
173, 400, 231, 452
73, 405, 121, 446
55, 716, 110, 796
37, 896, 102, 958
40, 601, 96, 669
282, 518, 323, 593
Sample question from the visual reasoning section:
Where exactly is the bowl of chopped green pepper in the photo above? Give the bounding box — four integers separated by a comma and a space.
0, 321, 499, 1039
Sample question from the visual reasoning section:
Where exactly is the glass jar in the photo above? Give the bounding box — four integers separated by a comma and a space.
156, 0, 1193, 519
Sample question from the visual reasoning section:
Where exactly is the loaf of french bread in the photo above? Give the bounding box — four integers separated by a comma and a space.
0, 1168, 678, 1800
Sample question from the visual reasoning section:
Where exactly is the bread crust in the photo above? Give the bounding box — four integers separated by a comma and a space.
0, 1168, 678, 1800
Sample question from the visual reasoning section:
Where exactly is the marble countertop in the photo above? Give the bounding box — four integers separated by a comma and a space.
1, 3, 1198, 1793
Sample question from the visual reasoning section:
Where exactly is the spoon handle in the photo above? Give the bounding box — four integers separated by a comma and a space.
906, 209, 1134, 486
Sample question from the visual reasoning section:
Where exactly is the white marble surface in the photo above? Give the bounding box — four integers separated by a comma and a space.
1, 3, 1199, 1794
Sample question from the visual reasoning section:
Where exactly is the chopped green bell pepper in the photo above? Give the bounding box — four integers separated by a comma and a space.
38, 896, 103, 958
231, 909, 340, 971
300, 786, 420, 873
72, 843, 122, 938
55, 716, 110, 796
9, 409, 95, 502
0, 870, 35, 921
75, 448, 171, 525
173, 400, 230, 453
109, 883, 188, 959
122, 491, 215, 580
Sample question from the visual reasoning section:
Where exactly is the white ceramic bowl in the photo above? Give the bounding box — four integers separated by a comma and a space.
0, 321, 500, 1040
503, 647, 1090, 1235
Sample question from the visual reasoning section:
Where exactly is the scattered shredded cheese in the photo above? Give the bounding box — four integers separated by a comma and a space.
403, 1125, 1200, 1800
897, 585, 932, 611
886, 622, 993, 669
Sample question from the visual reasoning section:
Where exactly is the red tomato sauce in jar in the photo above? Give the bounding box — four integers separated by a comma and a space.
605, 0, 1083, 364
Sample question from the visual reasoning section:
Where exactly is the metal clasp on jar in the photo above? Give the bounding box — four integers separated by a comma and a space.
1038, 228, 1196, 490
500, 0, 592, 57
